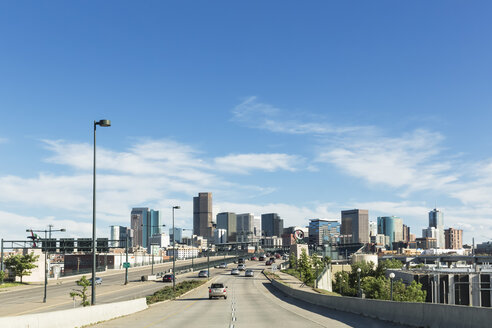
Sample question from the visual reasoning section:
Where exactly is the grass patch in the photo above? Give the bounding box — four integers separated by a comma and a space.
146, 280, 207, 305
280, 269, 314, 287
0, 282, 26, 289
314, 288, 341, 296
264, 271, 280, 281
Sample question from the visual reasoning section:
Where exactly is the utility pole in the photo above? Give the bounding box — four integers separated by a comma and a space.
125, 235, 129, 285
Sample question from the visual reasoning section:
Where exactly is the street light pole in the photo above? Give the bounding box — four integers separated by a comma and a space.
92, 119, 111, 306
389, 272, 395, 301
357, 267, 362, 298
125, 234, 129, 285
172, 206, 180, 292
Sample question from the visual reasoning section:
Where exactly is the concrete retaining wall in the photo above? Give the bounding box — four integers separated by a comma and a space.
0, 298, 148, 328
271, 279, 492, 328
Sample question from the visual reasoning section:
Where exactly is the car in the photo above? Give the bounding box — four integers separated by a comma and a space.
162, 274, 175, 282
238, 258, 245, 264
198, 270, 209, 278
269, 257, 276, 263
209, 283, 227, 299
265, 260, 272, 265
88, 277, 102, 285
237, 264, 246, 271
219, 262, 227, 268
259, 255, 265, 261
245, 269, 254, 277
250, 256, 257, 261
275, 254, 281, 259
231, 268, 240, 275
282, 255, 288, 260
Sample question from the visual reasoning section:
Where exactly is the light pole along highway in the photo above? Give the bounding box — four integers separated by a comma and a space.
172, 205, 180, 292
92, 119, 111, 305
26, 225, 65, 303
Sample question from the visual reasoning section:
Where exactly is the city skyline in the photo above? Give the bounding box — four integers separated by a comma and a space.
1, 2, 492, 244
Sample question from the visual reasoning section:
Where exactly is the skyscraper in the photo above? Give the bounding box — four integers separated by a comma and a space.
131, 207, 162, 250
261, 213, 284, 237
308, 219, 340, 246
429, 208, 445, 248
110, 225, 132, 248
193, 192, 213, 239
216, 212, 237, 243
377, 216, 403, 250
236, 213, 258, 243
341, 209, 369, 244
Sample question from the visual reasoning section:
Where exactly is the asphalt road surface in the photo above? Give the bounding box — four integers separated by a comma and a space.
91, 262, 408, 328
0, 255, 233, 317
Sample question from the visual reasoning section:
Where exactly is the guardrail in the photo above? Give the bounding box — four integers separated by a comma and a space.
270, 278, 492, 328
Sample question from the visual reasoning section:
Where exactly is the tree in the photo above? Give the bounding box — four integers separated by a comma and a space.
288, 252, 297, 269
322, 256, 331, 268
4, 253, 39, 283
334, 271, 352, 295
375, 259, 403, 278
298, 249, 314, 285
361, 276, 390, 300
70, 276, 91, 307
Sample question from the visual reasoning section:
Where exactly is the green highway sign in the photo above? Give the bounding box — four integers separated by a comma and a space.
123, 262, 130, 268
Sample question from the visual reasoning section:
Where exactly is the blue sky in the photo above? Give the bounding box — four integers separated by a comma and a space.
1, 1, 491, 244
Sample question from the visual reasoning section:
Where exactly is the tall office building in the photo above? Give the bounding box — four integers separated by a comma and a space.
423, 226, 437, 239
216, 212, 237, 243
236, 213, 258, 243
130, 208, 162, 249
403, 224, 410, 242
445, 228, 463, 249
169, 227, 183, 243
308, 219, 340, 246
110, 225, 132, 248
377, 216, 403, 250
341, 209, 369, 244
429, 208, 445, 248
193, 192, 213, 239
261, 213, 284, 237
369, 221, 378, 237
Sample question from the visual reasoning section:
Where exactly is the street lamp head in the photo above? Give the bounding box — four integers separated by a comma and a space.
173, 206, 180, 209
389, 272, 395, 279
96, 119, 111, 127
357, 267, 361, 273
60, 229, 66, 232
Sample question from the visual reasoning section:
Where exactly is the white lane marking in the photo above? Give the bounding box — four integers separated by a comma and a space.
232, 317, 236, 321
230, 325, 234, 328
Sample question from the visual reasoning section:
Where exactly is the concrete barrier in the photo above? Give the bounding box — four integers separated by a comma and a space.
0, 298, 148, 328
271, 279, 492, 328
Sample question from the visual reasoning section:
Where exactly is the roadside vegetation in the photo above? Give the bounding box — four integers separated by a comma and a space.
333, 259, 426, 302
70, 276, 91, 307
284, 249, 331, 287
146, 280, 207, 305
3, 253, 39, 283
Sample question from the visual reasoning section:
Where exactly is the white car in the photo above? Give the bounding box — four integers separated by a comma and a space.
237, 264, 246, 271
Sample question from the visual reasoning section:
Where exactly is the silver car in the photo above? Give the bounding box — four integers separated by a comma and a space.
209, 283, 227, 299
245, 269, 254, 277
231, 268, 240, 275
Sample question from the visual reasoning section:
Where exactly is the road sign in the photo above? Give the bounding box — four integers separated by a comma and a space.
123, 262, 130, 268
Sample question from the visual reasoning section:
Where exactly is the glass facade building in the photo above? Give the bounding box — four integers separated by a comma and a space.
377, 216, 403, 250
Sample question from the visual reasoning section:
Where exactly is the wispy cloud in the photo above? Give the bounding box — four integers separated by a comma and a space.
232, 96, 369, 135
214, 153, 303, 174
316, 129, 458, 193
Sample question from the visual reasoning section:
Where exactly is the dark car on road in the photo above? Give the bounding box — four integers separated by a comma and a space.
162, 274, 175, 282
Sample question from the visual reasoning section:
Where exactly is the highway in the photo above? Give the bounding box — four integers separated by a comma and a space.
0, 255, 232, 317
91, 261, 407, 328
